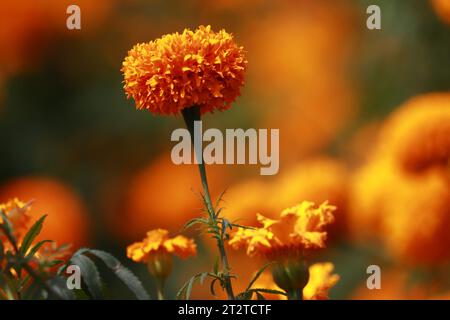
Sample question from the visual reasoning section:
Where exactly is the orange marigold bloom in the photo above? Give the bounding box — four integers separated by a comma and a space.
0, 198, 31, 243
378, 93, 450, 172
127, 229, 196, 263
303, 262, 340, 300
121, 25, 247, 115
228, 201, 336, 259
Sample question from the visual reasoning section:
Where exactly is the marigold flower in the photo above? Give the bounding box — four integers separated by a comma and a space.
228, 201, 336, 259
127, 229, 196, 263
252, 262, 339, 300
0, 198, 31, 243
121, 25, 247, 115
303, 262, 340, 300
378, 93, 450, 172
0, 177, 88, 248
349, 93, 450, 265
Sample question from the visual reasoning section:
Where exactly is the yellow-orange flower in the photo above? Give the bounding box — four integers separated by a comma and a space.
349, 93, 450, 265
127, 229, 196, 263
303, 262, 340, 300
229, 201, 336, 259
252, 262, 339, 300
121, 25, 247, 115
378, 93, 450, 172
0, 198, 31, 244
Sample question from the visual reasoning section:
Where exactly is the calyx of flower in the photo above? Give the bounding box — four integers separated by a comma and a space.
271, 259, 309, 299
147, 251, 173, 280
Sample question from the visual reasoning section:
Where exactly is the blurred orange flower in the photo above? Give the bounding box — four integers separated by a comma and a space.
378, 93, 450, 172
229, 201, 336, 259
0, 177, 89, 249
432, 0, 450, 25
0, 198, 31, 245
252, 262, 339, 300
223, 157, 348, 236
114, 153, 227, 240
127, 229, 196, 263
122, 25, 247, 115
303, 262, 340, 300
0, 0, 115, 77
245, 1, 357, 159
349, 93, 450, 266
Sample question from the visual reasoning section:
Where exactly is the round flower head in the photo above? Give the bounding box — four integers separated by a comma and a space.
377, 93, 450, 172
121, 25, 247, 115
228, 201, 336, 260
127, 229, 196, 263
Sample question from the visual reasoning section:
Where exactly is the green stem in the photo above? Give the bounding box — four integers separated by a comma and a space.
182, 106, 235, 300
287, 289, 303, 300
156, 280, 165, 300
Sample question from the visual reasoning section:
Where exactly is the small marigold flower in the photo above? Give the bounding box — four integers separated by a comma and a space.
0, 198, 31, 243
228, 201, 336, 260
121, 25, 247, 115
127, 229, 197, 263
303, 263, 340, 300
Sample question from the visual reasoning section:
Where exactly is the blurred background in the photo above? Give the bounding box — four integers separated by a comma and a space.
1, 0, 449, 299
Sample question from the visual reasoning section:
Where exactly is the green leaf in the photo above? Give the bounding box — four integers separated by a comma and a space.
209, 278, 218, 297
256, 292, 266, 300
46, 276, 77, 300
213, 256, 219, 275
183, 217, 208, 231
25, 240, 54, 261
19, 215, 47, 256
199, 272, 208, 285
71, 254, 103, 299
214, 188, 227, 210
0, 210, 16, 246
185, 276, 195, 300
236, 291, 253, 300
87, 249, 150, 300
250, 288, 287, 296
245, 262, 275, 292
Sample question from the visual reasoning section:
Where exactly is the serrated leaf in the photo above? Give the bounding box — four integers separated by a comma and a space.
87, 249, 150, 300
245, 262, 274, 292
71, 254, 103, 299
19, 215, 47, 256
47, 276, 77, 300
